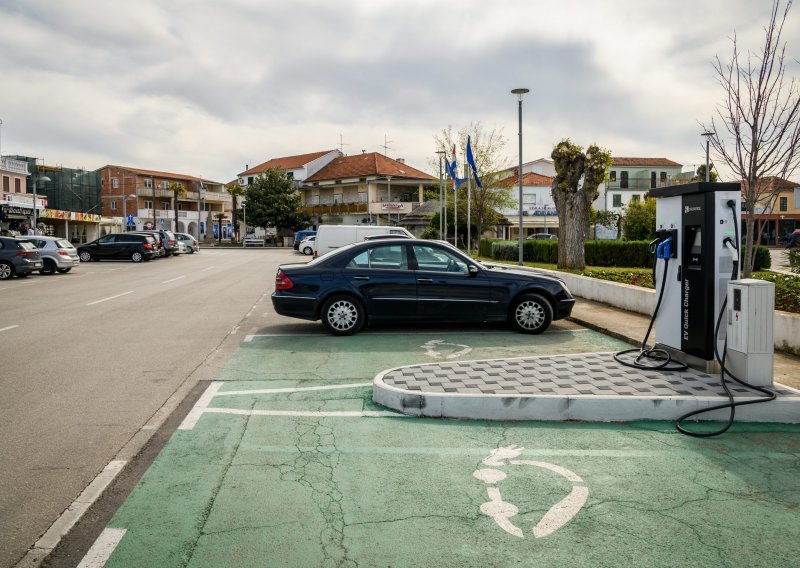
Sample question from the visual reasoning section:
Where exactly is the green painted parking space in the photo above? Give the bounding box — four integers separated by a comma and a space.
89, 331, 800, 567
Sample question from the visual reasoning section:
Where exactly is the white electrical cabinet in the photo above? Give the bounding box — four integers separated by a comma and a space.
726, 279, 775, 386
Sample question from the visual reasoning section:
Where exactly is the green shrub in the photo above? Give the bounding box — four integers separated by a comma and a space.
752, 272, 800, 313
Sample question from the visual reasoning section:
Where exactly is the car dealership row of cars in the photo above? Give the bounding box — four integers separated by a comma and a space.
0, 231, 200, 280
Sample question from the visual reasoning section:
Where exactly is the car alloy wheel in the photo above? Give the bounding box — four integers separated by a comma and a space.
303, 246, 313, 255
79, 251, 92, 262
131, 251, 144, 263
41, 259, 56, 275
0, 262, 13, 280
321, 295, 365, 336
510, 293, 553, 334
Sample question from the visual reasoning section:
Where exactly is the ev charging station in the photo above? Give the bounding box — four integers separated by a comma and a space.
649, 182, 747, 372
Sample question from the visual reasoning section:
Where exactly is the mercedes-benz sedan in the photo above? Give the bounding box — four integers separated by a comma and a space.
271, 238, 574, 336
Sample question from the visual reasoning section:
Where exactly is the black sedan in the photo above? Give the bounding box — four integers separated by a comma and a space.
271, 238, 575, 336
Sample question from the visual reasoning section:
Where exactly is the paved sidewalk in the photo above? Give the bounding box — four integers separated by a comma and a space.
373, 299, 800, 422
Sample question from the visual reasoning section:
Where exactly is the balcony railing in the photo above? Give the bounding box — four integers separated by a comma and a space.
0, 157, 29, 175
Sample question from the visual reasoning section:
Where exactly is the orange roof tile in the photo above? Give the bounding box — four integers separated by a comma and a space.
498, 172, 554, 187
305, 153, 434, 182
239, 150, 337, 176
613, 157, 682, 167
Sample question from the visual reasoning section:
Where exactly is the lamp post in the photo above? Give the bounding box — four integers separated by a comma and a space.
122, 194, 136, 232
701, 130, 715, 182
242, 201, 247, 242
435, 150, 446, 238
511, 88, 529, 265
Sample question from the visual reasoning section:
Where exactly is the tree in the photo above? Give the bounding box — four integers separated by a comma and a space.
244, 167, 310, 236
166, 182, 186, 232
433, 123, 514, 248
550, 139, 613, 269
693, 163, 719, 182
621, 198, 657, 240
702, 0, 800, 277
225, 183, 245, 241
590, 208, 622, 239
214, 212, 226, 244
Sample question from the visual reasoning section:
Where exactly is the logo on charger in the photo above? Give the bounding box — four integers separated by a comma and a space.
684, 206, 701, 213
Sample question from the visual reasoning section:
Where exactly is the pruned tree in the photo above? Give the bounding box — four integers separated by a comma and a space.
702, 0, 800, 277
551, 139, 613, 269
225, 182, 245, 241
166, 182, 186, 233
433, 123, 514, 247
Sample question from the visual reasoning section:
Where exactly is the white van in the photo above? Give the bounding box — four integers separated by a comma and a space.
314, 224, 413, 257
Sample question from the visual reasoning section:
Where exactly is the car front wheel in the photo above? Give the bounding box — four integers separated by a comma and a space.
320, 295, 365, 336
509, 293, 553, 334
79, 251, 92, 262
303, 246, 313, 255
131, 251, 144, 262
0, 262, 14, 280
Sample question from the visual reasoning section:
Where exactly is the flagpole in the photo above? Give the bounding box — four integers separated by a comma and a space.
454, 178, 458, 248
467, 161, 471, 256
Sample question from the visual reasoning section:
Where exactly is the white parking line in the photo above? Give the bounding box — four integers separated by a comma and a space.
77, 528, 127, 568
198, 266, 214, 272
86, 291, 133, 306
0, 325, 19, 333
162, 275, 186, 284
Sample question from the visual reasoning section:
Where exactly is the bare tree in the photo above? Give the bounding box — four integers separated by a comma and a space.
433, 123, 514, 246
703, 0, 800, 277
551, 139, 613, 269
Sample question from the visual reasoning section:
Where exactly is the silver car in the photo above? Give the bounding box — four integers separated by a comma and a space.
27, 236, 80, 275
175, 232, 199, 254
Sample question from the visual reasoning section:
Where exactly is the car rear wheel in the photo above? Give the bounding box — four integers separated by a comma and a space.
302, 246, 313, 255
320, 295, 365, 336
40, 259, 56, 275
56, 267, 72, 273
79, 251, 92, 262
509, 293, 553, 334
131, 251, 144, 263
0, 262, 14, 280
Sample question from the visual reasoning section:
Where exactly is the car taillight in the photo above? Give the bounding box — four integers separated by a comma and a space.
16, 250, 33, 256
57, 251, 69, 256
275, 269, 294, 290
168, 239, 175, 245
144, 243, 153, 250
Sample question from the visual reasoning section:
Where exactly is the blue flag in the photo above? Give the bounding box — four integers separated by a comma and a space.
445, 144, 466, 190
466, 136, 483, 189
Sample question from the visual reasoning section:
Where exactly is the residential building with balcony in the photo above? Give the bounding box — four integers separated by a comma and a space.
96, 165, 229, 240
1, 155, 36, 234
299, 152, 435, 226
237, 150, 342, 188
599, 157, 684, 212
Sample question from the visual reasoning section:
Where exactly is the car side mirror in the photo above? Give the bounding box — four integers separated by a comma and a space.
468, 264, 479, 276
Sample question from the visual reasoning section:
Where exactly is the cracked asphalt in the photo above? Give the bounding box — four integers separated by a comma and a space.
83, 331, 800, 567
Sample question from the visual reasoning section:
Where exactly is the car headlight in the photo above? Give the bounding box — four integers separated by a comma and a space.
560, 282, 572, 297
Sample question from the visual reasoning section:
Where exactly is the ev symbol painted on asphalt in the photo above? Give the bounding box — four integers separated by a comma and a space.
421, 339, 472, 359
473, 445, 588, 538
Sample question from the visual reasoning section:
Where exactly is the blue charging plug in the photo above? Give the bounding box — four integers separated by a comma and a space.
656, 236, 673, 259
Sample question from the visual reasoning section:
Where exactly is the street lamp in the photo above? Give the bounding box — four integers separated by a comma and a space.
30, 171, 51, 235
701, 130, 715, 182
242, 201, 247, 243
122, 194, 137, 232
511, 87, 529, 266
435, 150, 447, 238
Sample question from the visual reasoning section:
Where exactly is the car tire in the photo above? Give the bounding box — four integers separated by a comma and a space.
57, 267, 72, 273
509, 293, 553, 334
303, 246, 313, 255
131, 251, 144, 263
79, 251, 92, 262
0, 262, 14, 280
40, 259, 57, 275
320, 295, 365, 336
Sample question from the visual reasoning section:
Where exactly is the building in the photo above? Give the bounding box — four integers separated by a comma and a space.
237, 150, 342, 188
2, 156, 104, 241
741, 176, 800, 246
298, 152, 435, 226
599, 157, 684, 212
496, 171, 558, 239
1, 156, 36, 234
96, 165, 229, 240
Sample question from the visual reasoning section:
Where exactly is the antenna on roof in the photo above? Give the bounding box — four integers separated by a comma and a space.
338, 133, 349, 154
380, 134, 393, 156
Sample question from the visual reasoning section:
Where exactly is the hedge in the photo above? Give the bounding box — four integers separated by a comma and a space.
479, 238, 771, 270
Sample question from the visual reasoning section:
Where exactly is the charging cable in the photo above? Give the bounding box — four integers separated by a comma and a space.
614, 236, 688, 371
675, 201, 775, 437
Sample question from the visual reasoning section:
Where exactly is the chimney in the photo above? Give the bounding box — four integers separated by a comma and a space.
396, 158, 405, 164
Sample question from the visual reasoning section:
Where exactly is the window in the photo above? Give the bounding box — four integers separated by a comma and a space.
412, 244, 469, 274
780, 196, 788, 211
144, 200, 153, 210
144, 178, 153, 189
650, 172, 656, 189
660, 172, 667, 183
110, 200, 118, 211
248, 176, 254, 185
346, 245, 409, 270
620, 171, 629, 189
612, 194, 622, 207
15, 179, 21, 193
631, 194, 641, 202
161, 181, 168, 189
178, 203, 183, 211
111, 178, 119, 189
2, 176, 8, 192
610, 171, 616, 182
333, 192, 343, 204
161, 202, 170, 210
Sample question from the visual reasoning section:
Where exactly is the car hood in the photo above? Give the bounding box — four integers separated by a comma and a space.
482, 263, 565, 284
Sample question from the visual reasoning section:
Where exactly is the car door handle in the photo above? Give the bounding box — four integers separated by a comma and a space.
417, 278, 433, 283
353, 276, 370, 280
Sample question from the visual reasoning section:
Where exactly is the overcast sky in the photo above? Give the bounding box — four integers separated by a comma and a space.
1, 0, 798, 183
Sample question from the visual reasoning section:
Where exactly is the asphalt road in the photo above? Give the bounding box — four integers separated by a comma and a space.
0, 247, 302, 568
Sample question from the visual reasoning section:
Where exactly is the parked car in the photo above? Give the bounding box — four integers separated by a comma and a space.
174, 241, 186, 255
175, 232, 199, 253
526, 233, 558, 241
130, 231, 165, 257
77, 233, 159, 263
0, 236, 43, 279
272, 238, 574, 336
26, 236, 80, 275
293, 230, 317, 250
363, 234, 413, 241
135, 230, 179, 256
299, 236, 316, 256
314, 224, 413, 257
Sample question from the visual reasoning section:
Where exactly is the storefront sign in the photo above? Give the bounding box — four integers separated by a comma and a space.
0, 203, 34, 219
381, 202, 404, 210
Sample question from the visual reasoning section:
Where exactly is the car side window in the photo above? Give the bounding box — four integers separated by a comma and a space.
412, 245, 469, 274
98, 235, 115, 244
346, 251, 370, 268
369, 245, 408, 270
